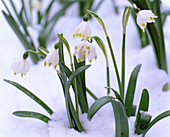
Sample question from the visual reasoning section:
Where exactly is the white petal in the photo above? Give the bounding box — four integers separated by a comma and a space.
44, 49, 59, 68
87, 44, 97, 62
137, 10, 157, 31
73, 21, 91, 41
11, 58, 30, 75
74, 41, 87, 62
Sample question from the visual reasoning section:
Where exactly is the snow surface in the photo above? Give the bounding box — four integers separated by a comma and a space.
0, 0, 170, 137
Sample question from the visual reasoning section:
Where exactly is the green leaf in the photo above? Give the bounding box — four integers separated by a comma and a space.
142, 110, 170, 137
106, 87, 124, 105
13, 111, 51, 124
135, 89, 150, 134
67, 93, 85, 132
87, 96, 129, 137
66, 65, 91, 93
161, 11, 170, 25
4, 79, 53, 115
2, 11, 39, 64
86, 87, 98, 100
125, 64, 142, 117
74, 56, 88, 113
59, 63, 72, 78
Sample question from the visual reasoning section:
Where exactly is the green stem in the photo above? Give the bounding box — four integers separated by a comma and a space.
107, 66, 110, 95
68, 48, 79, 117
9, 0, 18, 18
86, 87, 98, 100
1, 0, 12, 15
79, 0, 85, 17
121, 34, 126, 98
21, 0, 30, 25
106, 36, 123, 98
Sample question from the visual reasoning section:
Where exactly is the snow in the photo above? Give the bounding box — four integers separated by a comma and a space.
0, 0, 170, 137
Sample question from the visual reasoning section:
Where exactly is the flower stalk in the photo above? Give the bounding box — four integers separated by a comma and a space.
87, 10, 122, 97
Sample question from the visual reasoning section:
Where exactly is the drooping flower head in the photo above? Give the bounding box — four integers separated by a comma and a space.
73, 15, 91, 41
44, 43, 60, 69
137, 10, 158, 32
11, 52, 30, 77
74, 41, 97, 63
32, 0, 42, 11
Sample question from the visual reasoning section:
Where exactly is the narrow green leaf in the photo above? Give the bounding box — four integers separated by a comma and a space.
142, 110, 170, 137
135, 89, 150, 134
161, 11, 170, 25
74, 56, 88, 113
86, 87, 98, 100
125, 64, 142, 117
13, 111, 51, 124
106, 87, 124, 105
67, 94, 85, 132
2, 11, 39, 64
66, 65, 91, 91
87, 96, 129, 137
4, 79, 53, 115
59, 63, 72, 78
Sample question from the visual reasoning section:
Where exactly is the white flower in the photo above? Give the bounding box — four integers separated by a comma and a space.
44, 48, 59, 69
73, 21, 91, 41
86, 45, 97, 63
137, 10, 158, 32
32, 0, 42, 11
74, 41, 97, 63
11, 58, 30, 77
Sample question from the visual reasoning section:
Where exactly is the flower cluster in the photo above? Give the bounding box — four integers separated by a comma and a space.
73, 18, 97, 63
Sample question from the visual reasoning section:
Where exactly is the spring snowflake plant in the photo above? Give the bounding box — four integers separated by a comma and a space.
4, 3, 170, 137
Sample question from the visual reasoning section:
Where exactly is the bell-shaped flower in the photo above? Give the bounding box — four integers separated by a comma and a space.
32, 0, 42, 11
86, 44, 97, 63
44, 47, 59, 69
73, 21, 91, 41
137, 10, 157, 32
74, 41, 97, 63
74, 41, 87, 62
11, 52, 30, 77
